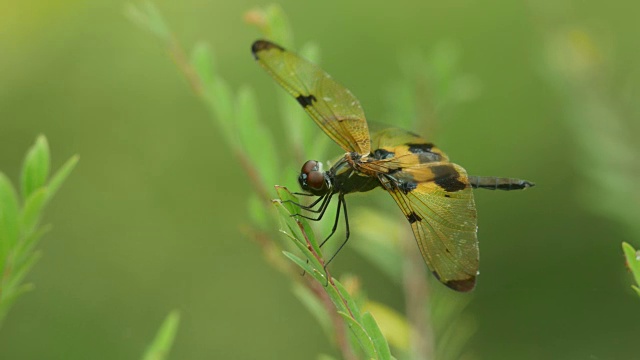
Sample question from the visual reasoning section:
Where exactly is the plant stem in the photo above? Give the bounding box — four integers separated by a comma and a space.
164, 35, 272, 203
402, 231, 434, 360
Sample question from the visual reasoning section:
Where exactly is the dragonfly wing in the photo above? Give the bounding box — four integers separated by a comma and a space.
378, 162, 479, 291
252, 40, 371, 154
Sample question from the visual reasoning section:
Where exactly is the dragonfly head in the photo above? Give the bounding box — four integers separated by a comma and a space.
298, 160, 331, 195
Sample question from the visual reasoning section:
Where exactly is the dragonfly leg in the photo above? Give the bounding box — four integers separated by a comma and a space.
292, 192, 315, 196
284, 193, 327, 212
324, 194, 350, 268
293, 193, 333, 220
319, 195, 342, 248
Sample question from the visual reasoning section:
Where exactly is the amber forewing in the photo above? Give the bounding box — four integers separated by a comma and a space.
252, 40, 371, 155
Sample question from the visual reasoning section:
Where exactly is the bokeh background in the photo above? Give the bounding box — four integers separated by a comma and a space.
1, 0, 639, 359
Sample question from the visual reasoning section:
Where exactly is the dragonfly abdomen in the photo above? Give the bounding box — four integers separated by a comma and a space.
468, 176, 535, 191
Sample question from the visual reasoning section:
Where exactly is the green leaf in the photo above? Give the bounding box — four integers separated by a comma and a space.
362, 312, 392, 360
190, 42, 216, 87
20, 135, 50, 200
322, 280, 348, 314
189, 43, 236, 147
0, 138, 75, 330
0, 172, 20, 269
363, 301, 410, 352
125, 1, 170, 41
272, 200, 324, 274
275, 186, 299, 215
236, 86, 279, 187
5, 251, 41, 294
261, 4, 293, 48
334, 280, 362, 322
13, 225, 51, 271
292, 282, 333, 341
142, 310, 181, 360
622, 242, 640, 288
282, 251, 321, 281
338, 311, 378, 359
286, 234, 326, 283
274, 187, 322, 258
47, 155, 79, 202
20, 188, 49, 237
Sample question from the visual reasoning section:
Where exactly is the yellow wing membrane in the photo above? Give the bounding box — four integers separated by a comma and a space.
379, 162, 479, 291
368, 127, 450, 170
252, 40, 371, 155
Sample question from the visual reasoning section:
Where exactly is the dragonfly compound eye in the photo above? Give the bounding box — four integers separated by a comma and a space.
301, 160, 319, 174
298, 160, 327, 193
306, 171, 325, 190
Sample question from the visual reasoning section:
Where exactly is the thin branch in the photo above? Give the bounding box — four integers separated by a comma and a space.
163, 34, 272, 203
167, 37, 204, 97
402, 230, 434, 360
244, 222, 356, 360
306, 277, 357, 360
293, 218, 358, 359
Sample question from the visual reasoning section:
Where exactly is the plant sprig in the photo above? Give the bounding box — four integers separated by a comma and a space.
274, 186, 393, 359
622, 243, 640, 298
128, 2, 478, 359
142, 310, 181, 360
0, 135, 78, 328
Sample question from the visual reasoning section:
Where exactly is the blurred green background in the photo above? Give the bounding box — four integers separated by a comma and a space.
1, 0, 639, 359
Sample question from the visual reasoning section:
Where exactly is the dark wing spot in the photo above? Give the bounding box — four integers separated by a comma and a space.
406, 143, 435, 154
432, 164, 467, 192
407, 143, 441, 162
407, 212, 422, 224
436, 176, 467, 192
399, 180, 418, 194
372, 149, 394, 160
445, 276, 476, 292
251, 40, 284, 59
296, 94, 317, 108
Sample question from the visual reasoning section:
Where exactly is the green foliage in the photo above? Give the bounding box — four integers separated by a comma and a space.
0, 135, 78, 328
125, 1, 170, 41
248, 4, 294, 49
384, 43, 480, 135
275, 187, 393, 359
129, 2, 478, 359
352, 41, 479, 360
142, 310, 181, 360
541, 27, 640, 300
20, 136, 50, 200
622, 243, 640, 298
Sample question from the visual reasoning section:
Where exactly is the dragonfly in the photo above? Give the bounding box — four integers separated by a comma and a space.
252, 39, 534, 292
